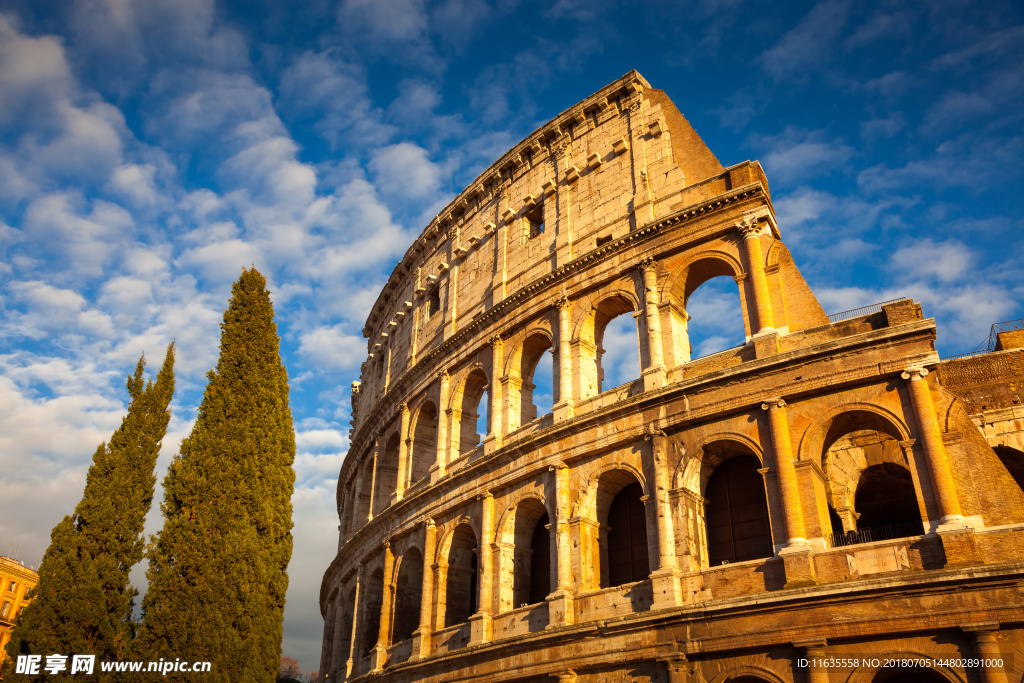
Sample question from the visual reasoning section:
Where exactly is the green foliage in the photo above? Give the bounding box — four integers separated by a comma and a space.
135, 268, 296, 682
3, 346, 176, 680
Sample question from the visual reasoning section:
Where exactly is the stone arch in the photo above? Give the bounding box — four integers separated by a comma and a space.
450, 366, 489, 457
408, 400, 438, 489
994, 444, 1024, 493
662, 250, 747, 363
797, 402, 911, 469
702, 439, 774, 567
577, 466, 650, 589
374, 432, 401, 515
334, 585, 356, 673
391, 547, 424, 644
442, 523, 479, 627
359, 567, 385, 657
845, 649, 966, 683
574, 289, 643, 398
707, 663, 788, 683
518, 331, 554, 426
674, 432, 766, 494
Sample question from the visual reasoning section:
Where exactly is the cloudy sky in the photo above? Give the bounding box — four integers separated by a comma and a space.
1, 0, 1022, 673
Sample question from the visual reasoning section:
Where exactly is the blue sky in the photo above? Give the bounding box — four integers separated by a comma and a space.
1, 0, 1022, 673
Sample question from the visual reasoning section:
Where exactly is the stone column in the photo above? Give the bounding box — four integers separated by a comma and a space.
640, 257, 667, 390
553, 296, 575, 421
470, 493, 495, 643
344, 565, 363, 678
647, 429, 682, 609
413, 519, 436, 659
737, 218, 774, 334
394, 402, 410, 502
350, 470, 364, 535
432, 371, 450, 482
762, 399, 816, 587
964, 624, 1008, 683
902, 367, 976, 564
547, 463, 575, 626
795, 641, 830, 683
366, 440, 380, 523
371, 541, 394, 671
485, 336, 504, 452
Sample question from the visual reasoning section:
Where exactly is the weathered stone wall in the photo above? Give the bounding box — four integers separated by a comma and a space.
321, 71, 1024, 683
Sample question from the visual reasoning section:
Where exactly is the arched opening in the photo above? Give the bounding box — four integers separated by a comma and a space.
855, 463, 924, 531
391, 548, 423, 644
994, 445, 1024, 492
704, 453, 773, 566
321, 591, 338, 674
665, 257, 745, 365
335, 588, 355, 671
520, 333, 553, 425
409, 402, 437, 488
595, 296, 642, 392
820, 412, 923, 543
444, 524, 478, 626
360, 569, 384, 656
607, 482, 649, 586
459, 369, 488, 456
374, 433, 400, 515
510, 499, 550, 607
357, 459, 374, 525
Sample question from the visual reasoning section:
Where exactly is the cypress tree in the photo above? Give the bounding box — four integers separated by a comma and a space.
3, 346, 175, 679
135, 268, 295, 682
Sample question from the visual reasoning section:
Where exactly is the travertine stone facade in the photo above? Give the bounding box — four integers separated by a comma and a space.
320, 71, 1024, 683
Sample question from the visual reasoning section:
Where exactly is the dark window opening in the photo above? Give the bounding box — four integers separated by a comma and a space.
994, 445, 1024, 492
361, 571, 384, 656
705, 455, 774, 565
607, 482, 649, 586
528, 513, 551, 604
854, 463, 923, 530
445, 525, 478, 626
525, 206, 544, 238
392, 550, 424, 643
427, 288, 440, 318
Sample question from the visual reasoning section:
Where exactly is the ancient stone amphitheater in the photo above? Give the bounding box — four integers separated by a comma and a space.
319, 71, 1024, 683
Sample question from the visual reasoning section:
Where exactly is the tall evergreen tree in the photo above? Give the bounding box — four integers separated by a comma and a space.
3, 346, 175, 679
135, 268, 295, 682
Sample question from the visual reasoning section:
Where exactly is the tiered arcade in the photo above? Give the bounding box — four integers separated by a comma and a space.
319, 71, 1024, 683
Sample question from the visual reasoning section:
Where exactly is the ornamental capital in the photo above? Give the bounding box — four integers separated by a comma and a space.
438, 369, 450, 383
489, 334, 503, 347
639, 256, 657, 273
423, 516, 435, 529
901, 367, 929, 380
736, 217, 763, 238
761, 397, 786, 411
555, 294, 571, 311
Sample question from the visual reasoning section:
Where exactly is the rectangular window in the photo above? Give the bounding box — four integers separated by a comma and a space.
525, 206, 544, 239
7, 580, 16, 593
1, 600, 10, 618
427, 288, 440, 318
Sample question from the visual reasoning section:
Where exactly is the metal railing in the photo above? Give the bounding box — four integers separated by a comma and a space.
827, 298, 907, 323
941, 349, 991, 361
826, 520, 925, 548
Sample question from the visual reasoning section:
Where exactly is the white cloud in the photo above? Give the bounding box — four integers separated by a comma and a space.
749, 128, 855, 185
297, 326, 367, 373
369, 142, 445, 201
891, 238, 974, 283
759, 0, 852, 79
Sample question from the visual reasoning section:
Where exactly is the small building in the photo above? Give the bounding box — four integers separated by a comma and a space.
0, 554, 39, 675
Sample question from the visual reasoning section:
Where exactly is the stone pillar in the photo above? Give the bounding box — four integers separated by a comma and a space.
366, 440, 380, 523
964, 624, 1008, 683
546, 463, 575, 626
371, 541, 394, 671
432, 371, 450, 482
485, 336, 504, 452
794, 641, 830, 683
344, 565, 363, 678
762, 398, 816, 587
553, 296, 575, 421
394, 402, 410, 502
350, 470, 364, 535
640, 257, 667, 390
412, 519, 436, 659
647, 429, 682, 609
551, 670, 576, 683
470, 493, 495, 643
902, 367, 976, 565
737, 218, 774, 334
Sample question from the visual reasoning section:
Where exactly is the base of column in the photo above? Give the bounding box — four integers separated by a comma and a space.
748, 329, 780, 358
411, 626, 431, 660
553, 400, 575, 422
642, 365, 667, 391
650, 567, 682, 610
779, 543, 817, 589
370, 642, 388, 672
428, 462, 445, 485
482, 433, 501, 455
938, 525, 980, 567
545, 590, 575, 628
468, 611, 493, 644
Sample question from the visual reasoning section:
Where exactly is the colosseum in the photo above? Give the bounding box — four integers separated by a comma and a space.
318, 71, 1024, 683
